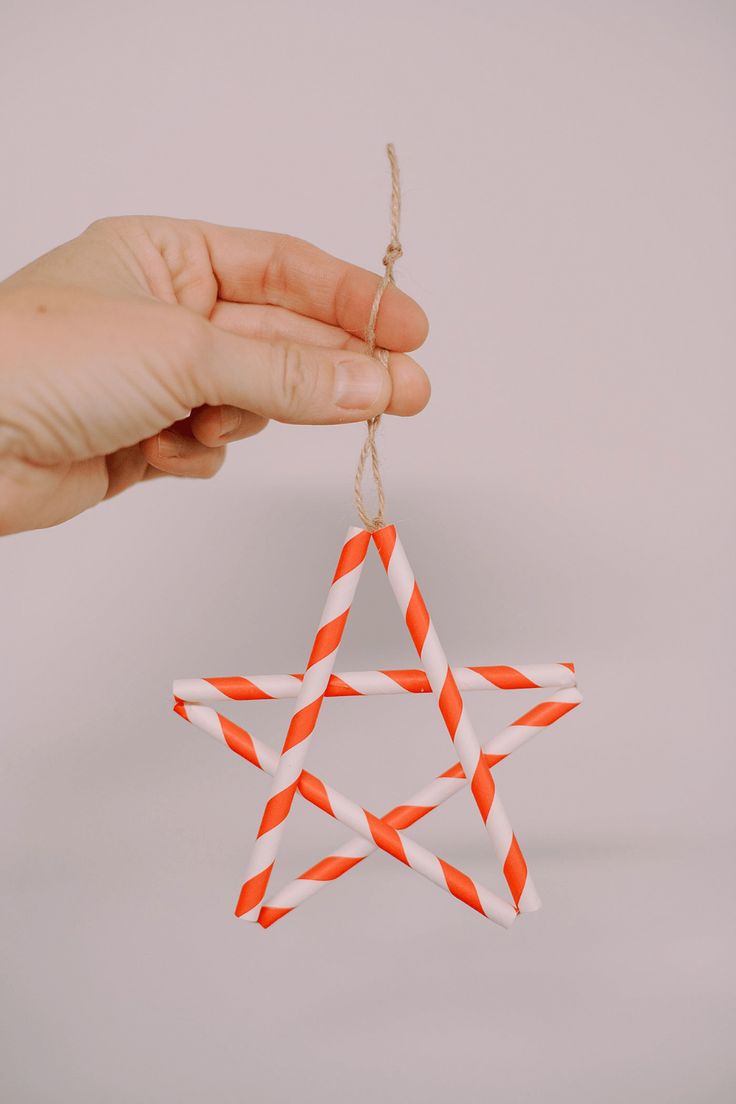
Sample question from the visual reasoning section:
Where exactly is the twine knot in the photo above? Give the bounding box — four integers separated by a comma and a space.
383, 241, 403, 267
354, 143, 403, 532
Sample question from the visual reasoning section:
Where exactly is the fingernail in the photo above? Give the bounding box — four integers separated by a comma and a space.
334, 358, 385, 411
157, 429, 183, 458
219, 407, 242, 438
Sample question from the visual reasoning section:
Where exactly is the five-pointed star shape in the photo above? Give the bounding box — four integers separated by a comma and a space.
172, 525, 581, 928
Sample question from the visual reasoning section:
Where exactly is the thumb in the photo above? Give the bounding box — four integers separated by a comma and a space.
191, 322, 393, 425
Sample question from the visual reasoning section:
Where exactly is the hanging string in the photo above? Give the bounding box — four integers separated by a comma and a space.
353, 143, 402, 531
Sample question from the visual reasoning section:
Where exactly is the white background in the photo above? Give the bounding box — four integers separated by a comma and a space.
1, 2, 734, 1100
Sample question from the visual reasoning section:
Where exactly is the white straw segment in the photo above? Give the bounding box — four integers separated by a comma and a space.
372, 525, 539, 912
235, 527, 370, 921
172, 663, 576, 703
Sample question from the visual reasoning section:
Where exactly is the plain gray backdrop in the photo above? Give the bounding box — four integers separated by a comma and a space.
1, 1, 734, 1101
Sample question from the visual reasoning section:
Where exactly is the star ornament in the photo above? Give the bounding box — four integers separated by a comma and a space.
172, 525, 582, 930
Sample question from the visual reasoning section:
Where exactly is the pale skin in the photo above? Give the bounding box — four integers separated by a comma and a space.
0, 216, 430, 535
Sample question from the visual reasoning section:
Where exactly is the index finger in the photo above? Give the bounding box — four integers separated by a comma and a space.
193, 223, 429, 352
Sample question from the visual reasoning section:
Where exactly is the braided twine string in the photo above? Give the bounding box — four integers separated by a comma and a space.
353, 143, 402, 531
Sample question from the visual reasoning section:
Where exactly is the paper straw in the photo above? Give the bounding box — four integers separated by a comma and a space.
176, 701, 518, 929
235, 527, 370, 921
260, 687, 582, 927
173, 663, 576, 703
373, 525, 540, 913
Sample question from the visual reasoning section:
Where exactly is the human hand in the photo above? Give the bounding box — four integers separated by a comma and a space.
0, 217, 429, 535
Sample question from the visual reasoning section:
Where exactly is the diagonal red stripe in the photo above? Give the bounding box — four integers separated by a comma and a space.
384, 668, 430, 693
299, 854, 364, 881
438, 671, 463, 738
469, 666, 538, 690
405, 582, 431, 653
438, 858, 484, 915
333, 529, 370, 581
384, 804, 434, 830
470, 759, 494, 822
439, 762, 466, 780
235, 862, 275, 917
515, 700, 578, 727
205, 677, 273, 700
282, 697, 322, 753
257, 781, 299, 837
503, 835, 528, 907
364, 810, 408, 864
326, 674, 361, 697
483, 752, 505, 769
258, 905, 293, 928
308, 608, 349, 668
219, 714, 261, 769
298, 771, 334, 816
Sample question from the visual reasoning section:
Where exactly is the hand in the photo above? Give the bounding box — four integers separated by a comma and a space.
0, 216, 429, 535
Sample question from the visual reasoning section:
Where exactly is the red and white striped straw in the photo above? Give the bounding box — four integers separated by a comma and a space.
373, 525, 539, 913
173, 663, 576, 703
259, 687, 582, 926
176, 700, 517, 928
235, 527, 370, 921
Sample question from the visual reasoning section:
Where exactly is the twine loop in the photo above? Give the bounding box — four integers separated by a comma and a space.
354, 143, 402, 532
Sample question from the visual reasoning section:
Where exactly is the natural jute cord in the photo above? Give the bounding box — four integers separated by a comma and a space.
353, 143, 402, 531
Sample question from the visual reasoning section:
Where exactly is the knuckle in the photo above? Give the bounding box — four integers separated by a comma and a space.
83, 216, 113, 234
157, 223, 216, 299
261, 234, 304, 304
276, 343, 314, 419
83, 214, 164, 246
83, 215, 132, 237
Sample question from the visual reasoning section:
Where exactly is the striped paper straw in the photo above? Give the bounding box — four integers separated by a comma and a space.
373, 525, 540, 913
173, 663, 576, 703
176, 701, 517, 928
235, 527, 370, 921
260, 687, 582, 927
